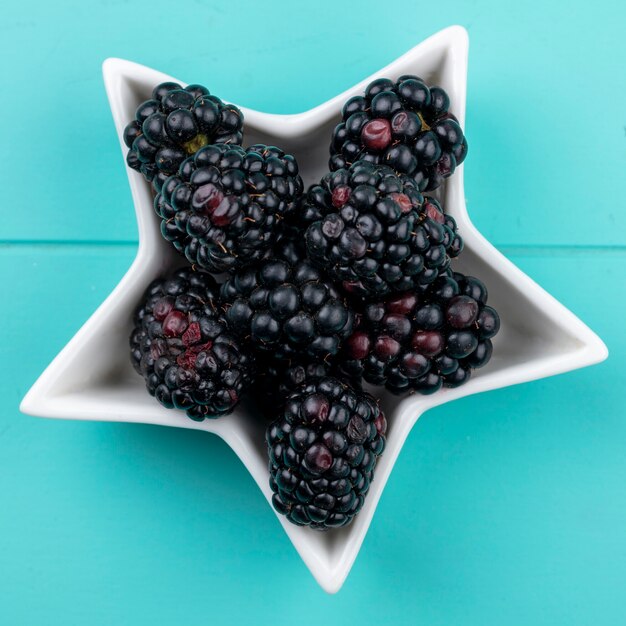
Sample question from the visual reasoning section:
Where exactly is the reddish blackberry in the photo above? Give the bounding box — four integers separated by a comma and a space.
154, 144, 303, 273
303, 161, 463, 300
267, 376, 387, 529
130, 268, 254, 420
330, 76, 467, 191
338, 272, 500, 394
220, 243, 354, 361
123, 81, 244, 192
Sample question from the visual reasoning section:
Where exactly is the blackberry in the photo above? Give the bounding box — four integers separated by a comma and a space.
303, 161, 463, 300
130, 268, 254, 420
154, 144, 303, 273
123, 81, 244, 192
330, 76, 467, 191
220, 242, 354, 361
338, 271, 500, 394
267, 376, 387, 529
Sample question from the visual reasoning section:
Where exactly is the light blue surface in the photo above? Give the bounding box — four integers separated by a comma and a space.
1, 1, 625, 624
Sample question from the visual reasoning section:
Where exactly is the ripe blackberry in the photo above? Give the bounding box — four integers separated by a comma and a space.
130, 268, 254, 420
267, 376, 387, 529
154, 144, 303, 273
123, 81, 244, 191
303, 161, 463, 300
330, 76, 467, 191
220, 242, 354, 361
338, 271, 500, 394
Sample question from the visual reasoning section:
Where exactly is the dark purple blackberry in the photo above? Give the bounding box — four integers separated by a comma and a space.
303, 161, 463, 300
130, 268, 254, 420
330, 76, 467, 191
154, 144, 303, 273
123, 81, 244, 192
220, 243, 354, 361
267, 376, 387, 529
338, 272, 500, 395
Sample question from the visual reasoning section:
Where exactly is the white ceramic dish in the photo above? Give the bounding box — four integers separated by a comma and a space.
21, 26, 607, 593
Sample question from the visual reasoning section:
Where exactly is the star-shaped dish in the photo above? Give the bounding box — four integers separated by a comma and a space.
21, 26, 607, 593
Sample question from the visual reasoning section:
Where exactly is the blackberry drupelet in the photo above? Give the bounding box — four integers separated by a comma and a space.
267, 376, 387, 529
154, 144, 303, 273
303, 161, 463, 300
124, 81, 244, 192
330, 75, 468, 191
338, 271, 500, 394
220, 243, 354, 361
130, 268, 254, 420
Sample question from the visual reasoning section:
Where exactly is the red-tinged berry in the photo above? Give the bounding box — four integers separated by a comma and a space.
330, 75, 468, 192
446, 295, 479, 329
130, 268, 253, 420
267, 376, 386, 529
361, 119, 392, 150
154, 143, 303, 273
331, 185, 351, 208
337, 271, 500, 394
302, 161, 463, 300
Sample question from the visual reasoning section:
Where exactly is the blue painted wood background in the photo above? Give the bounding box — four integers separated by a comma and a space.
2, 1, 625, 624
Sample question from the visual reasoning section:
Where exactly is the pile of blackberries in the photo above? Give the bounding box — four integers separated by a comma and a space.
127, 77, 498, 530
